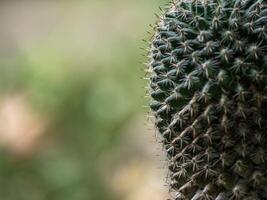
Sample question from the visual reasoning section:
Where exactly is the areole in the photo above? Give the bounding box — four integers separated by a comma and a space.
148, 0, 267, 199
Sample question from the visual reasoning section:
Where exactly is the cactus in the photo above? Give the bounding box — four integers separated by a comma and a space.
148, 0, 267, 199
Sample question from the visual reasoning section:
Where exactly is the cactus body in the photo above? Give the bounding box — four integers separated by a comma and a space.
148, 0, 267, 199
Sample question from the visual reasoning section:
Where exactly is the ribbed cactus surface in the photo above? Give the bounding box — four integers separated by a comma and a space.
148, 0, 267, 199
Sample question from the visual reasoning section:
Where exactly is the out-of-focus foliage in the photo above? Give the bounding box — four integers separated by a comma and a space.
0, 0, 167, 200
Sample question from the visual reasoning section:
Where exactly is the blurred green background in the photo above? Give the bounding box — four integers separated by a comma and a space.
0, 0, 168, 200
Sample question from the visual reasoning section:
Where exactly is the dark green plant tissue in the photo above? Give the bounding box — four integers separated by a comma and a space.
148, 0, 267, 199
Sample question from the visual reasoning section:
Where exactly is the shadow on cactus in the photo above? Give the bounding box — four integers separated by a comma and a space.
148, 0, 267, 199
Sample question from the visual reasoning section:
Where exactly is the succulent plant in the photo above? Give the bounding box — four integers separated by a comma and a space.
148, 0, 267, 199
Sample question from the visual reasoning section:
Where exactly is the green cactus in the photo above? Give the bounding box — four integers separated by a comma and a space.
148, 0, 267, 199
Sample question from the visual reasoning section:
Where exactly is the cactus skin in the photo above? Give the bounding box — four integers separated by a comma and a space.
148, 0, 267, 199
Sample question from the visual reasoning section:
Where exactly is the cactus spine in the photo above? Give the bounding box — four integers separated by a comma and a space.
148, 0, 267, 199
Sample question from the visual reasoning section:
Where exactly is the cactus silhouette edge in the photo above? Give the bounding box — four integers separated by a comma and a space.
148, 0, 267, 199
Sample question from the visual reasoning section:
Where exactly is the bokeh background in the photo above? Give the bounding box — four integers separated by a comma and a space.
0, 0, 169, 200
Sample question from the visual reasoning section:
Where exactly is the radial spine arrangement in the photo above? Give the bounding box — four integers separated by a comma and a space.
148, 0, 267, 199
